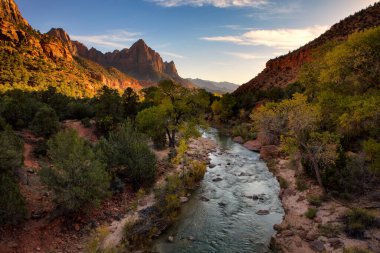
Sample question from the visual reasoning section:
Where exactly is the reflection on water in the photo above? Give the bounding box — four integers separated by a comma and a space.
153, 128, 284, 253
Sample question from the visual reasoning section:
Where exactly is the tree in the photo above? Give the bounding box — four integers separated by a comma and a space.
29, 106, 60, 137
98, 123, 156, 188
136, 106, 167, 149
94, 86, 123, 134
40, 130, 110, 214
0, 129, 24, 174
137, 80, 209, 148
122, 87, 139, 120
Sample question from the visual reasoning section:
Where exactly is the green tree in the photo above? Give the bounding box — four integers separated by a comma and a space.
122, 87, 139, 120
95, 86, 123, 134
137, 80, 209, 148
29, 106, 60, 137
40, 130, 110, 214
0, 129, 24, 174
98, 123, 156, 188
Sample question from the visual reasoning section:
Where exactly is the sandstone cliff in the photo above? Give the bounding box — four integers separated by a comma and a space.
234, 2, 380, 95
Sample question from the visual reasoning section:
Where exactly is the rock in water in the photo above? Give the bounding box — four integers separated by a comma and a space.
243, 140, 262, 151
256, 210, 270, 215
233, 136, 244, 144
167, 236, 174, 243
180, 197, 189, 203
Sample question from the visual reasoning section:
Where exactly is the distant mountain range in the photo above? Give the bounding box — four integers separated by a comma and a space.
186, 78, 239, 94
234, 2, 380, 96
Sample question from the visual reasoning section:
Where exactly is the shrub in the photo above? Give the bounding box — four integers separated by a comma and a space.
184, 161, 207, 187
277, 176, 289, 189
40, 129, 111, 214
343, 208, 377, 238
0, 130, 24, 174
343, 248, 374, 253
307, 195, 323, 207
305, 207, 318, 219
0, 173, 26, 225
33, 140, 48, 158
98, 123, 156, 188
29, 106, 60, 137
318, 223, 342, 238
296, 177, 308, 191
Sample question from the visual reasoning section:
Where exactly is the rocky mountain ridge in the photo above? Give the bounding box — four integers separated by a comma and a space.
234, 2, 380, 95
47, 28, 192, 87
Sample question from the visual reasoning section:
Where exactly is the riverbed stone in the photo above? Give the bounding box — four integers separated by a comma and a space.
180, 197, 189, 203
256, 210, 270, 215
212, 177, 223, 182
209, 164, 216, 168
167, 236, 174, 243
200, 196, 210, 202
243, 140, 261, 152
233, 136, 244, 144
309, 240, 325, 252
260, 145, 279, 160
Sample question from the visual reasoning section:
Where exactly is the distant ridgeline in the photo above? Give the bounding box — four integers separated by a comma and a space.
234, 2, 380, 100
0, 0, 191, 97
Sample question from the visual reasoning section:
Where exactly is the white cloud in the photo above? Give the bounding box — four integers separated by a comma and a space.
161, 51, 185, 59
71, 30, 141, 50
148, 0, 267, 8
201, 25, 329, 50
226, 52, 267, 60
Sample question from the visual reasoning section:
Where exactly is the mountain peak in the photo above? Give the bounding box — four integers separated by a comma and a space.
0, 0, 29, 26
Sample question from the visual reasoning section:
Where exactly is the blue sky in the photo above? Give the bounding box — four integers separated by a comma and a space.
16, 0, 378, 84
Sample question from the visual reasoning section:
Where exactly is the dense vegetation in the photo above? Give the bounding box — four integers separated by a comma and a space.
232, 27, 380, 196
0, 77, 210, 223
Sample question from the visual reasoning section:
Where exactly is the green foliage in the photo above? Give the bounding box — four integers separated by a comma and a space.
318, 223, 342, 238
344, 208, 377, 238
0, 173, 26, 225
363, 139, 380, 173
0, 130, 24, 174
231, 123, 256, 141
307, 195, 323, 207
29, 106, 60, 137
95, 86, 124, 134
304, 207, 318, 219
138, 80, 209, 148
136, 106, 167, 149
98, 123, 156, 188
277, 176, 289, 189
40, 129, 110, 214
122, 87, 139, 120
296, 176, 308, 191
343, 248, 374, 253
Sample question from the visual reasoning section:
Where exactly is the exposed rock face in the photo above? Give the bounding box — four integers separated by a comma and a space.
234, 2, 380, 95
68, 38, 191, 86
0, 0, 28, 26
47, 28, 78, 55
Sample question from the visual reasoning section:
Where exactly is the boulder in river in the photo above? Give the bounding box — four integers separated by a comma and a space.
209, 164, 216, 168
212, 177, 223, 182
256, 210, 270, 215
243, 140, 261, 152
233, 136, 244, 144
260, 145, 279, 160
167, 236, 175, 243
180, 197, 189, 203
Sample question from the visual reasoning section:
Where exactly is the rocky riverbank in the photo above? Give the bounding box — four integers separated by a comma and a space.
266, 158, 380, 253
94, 136, 217, 252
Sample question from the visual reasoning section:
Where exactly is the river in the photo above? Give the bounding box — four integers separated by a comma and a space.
153, 128, 284, 253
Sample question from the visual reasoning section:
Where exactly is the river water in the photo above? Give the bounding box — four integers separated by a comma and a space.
153, 128, 284, 253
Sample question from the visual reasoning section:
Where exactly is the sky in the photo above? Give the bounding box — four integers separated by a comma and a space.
16, 0, 379, 84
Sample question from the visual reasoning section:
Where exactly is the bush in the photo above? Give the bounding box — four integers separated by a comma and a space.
0, 130, 24, 174
344, 248, 373, 253
305, 207, 318, 219
296, 176, 308, 191
0, 173, 26, 225
344, 208, 377, 238
40, 129, 111, 214
318, 223, 342, 238
29, 106, 60, 137
98, 123, 156, 188
307, 195, 323, 207
278, 176, 289, 189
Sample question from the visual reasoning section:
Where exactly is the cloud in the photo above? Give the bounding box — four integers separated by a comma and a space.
225, 52, 268, 60
71, 30, 141, 50
148, 0, 267, 8
201, 25, 328, 50
161, 51, 185, 59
